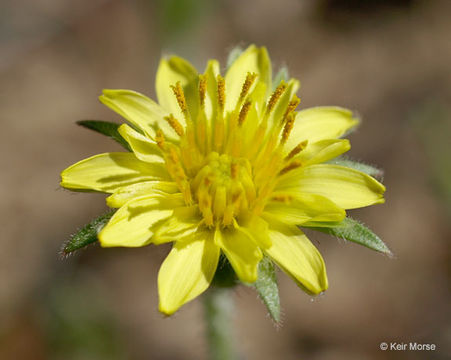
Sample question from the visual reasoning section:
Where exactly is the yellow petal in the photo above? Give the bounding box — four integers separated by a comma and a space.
152, 205, 201, 244
276, 164, 385, 209
264, 193, 345, 225
99, 194, 183, 247
264, 219, 328, 295
214, 226, 262, 283
296, 139, 350, 166
106, 181, 179, 208
99, 89, 180, 141
225, 45, 272, 112
156, 56, 199, 121
285, 107, 359, 150
158, 231, 220, 315
60, 153, 169, 193
118, 124, 164, 163
238, 213, 272, 249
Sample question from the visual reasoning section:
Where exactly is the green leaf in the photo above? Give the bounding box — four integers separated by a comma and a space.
77, 120, 132, 151
226, 46, 244, 70
302, 217, 392, 256
272, 66, 289, 90
253, 257, 281, 323
62, 210, 115, 256
327, 157, 383, 180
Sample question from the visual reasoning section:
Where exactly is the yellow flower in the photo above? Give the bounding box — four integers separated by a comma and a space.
61, 45, 385, 315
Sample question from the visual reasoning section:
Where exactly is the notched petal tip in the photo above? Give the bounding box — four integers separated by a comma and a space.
59, 165, 94, 192
311, 273, 329, 295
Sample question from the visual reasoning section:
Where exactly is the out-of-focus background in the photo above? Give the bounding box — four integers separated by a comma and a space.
1, 0, 450, 359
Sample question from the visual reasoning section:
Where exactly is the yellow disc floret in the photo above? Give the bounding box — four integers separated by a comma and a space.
191, 152, 255, 227
155, 64, 307, 229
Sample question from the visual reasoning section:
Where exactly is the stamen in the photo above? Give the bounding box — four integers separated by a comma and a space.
271, 194, 292, 203
222, 205, 235, 226
239, 73, 257, 102
213, 186, 226, 220
231, 163, 238, 179
238, 100, 251, 126
196, 119, 207, 154
164, 145, 192, 204
254, 131, 278, 175
279, 160, 302, 175
224, 112, 239, 156
282, 95, 300, 122
179, 137, 195, 173
252, 180, 277, 215
254, 149, 280, 187
191, 164, 212, 190
281, 113, 295, 143
182, 181, 193, 204
285, 140, 308, 160
164, 114, 184, 137
185, 125, 197, 151
155, 129, 165, 149
248, 123, 267, 160
231, 187, 242, 204
198, 75, 207, 108
217, 75, 226, 111
171, 82, 189, 117
266, 82, 287, 114
213, 120, 225, 152
196, 171, 215, 227
198, 181, 214, 226
196, 74, 209, 153
240, 171, 256, 203
169, 147, 179, 165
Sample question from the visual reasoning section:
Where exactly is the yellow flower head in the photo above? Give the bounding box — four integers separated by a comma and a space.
61, 45, 385, 315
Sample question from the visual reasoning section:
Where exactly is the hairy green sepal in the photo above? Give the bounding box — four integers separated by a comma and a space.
302, 217, 392, 256
62, 210, 115, 255
253, 257, 280, 323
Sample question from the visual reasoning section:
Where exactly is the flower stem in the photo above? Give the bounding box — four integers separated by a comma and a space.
204, 288, 236, 360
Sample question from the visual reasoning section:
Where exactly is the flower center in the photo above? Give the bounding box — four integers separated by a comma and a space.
191, 152, 255, 227
155, 69, 307, 228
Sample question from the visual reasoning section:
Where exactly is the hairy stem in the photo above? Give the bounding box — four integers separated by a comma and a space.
204, 288, 236, 360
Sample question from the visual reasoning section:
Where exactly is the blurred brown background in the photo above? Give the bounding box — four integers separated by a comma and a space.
1, 0, 450, 359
